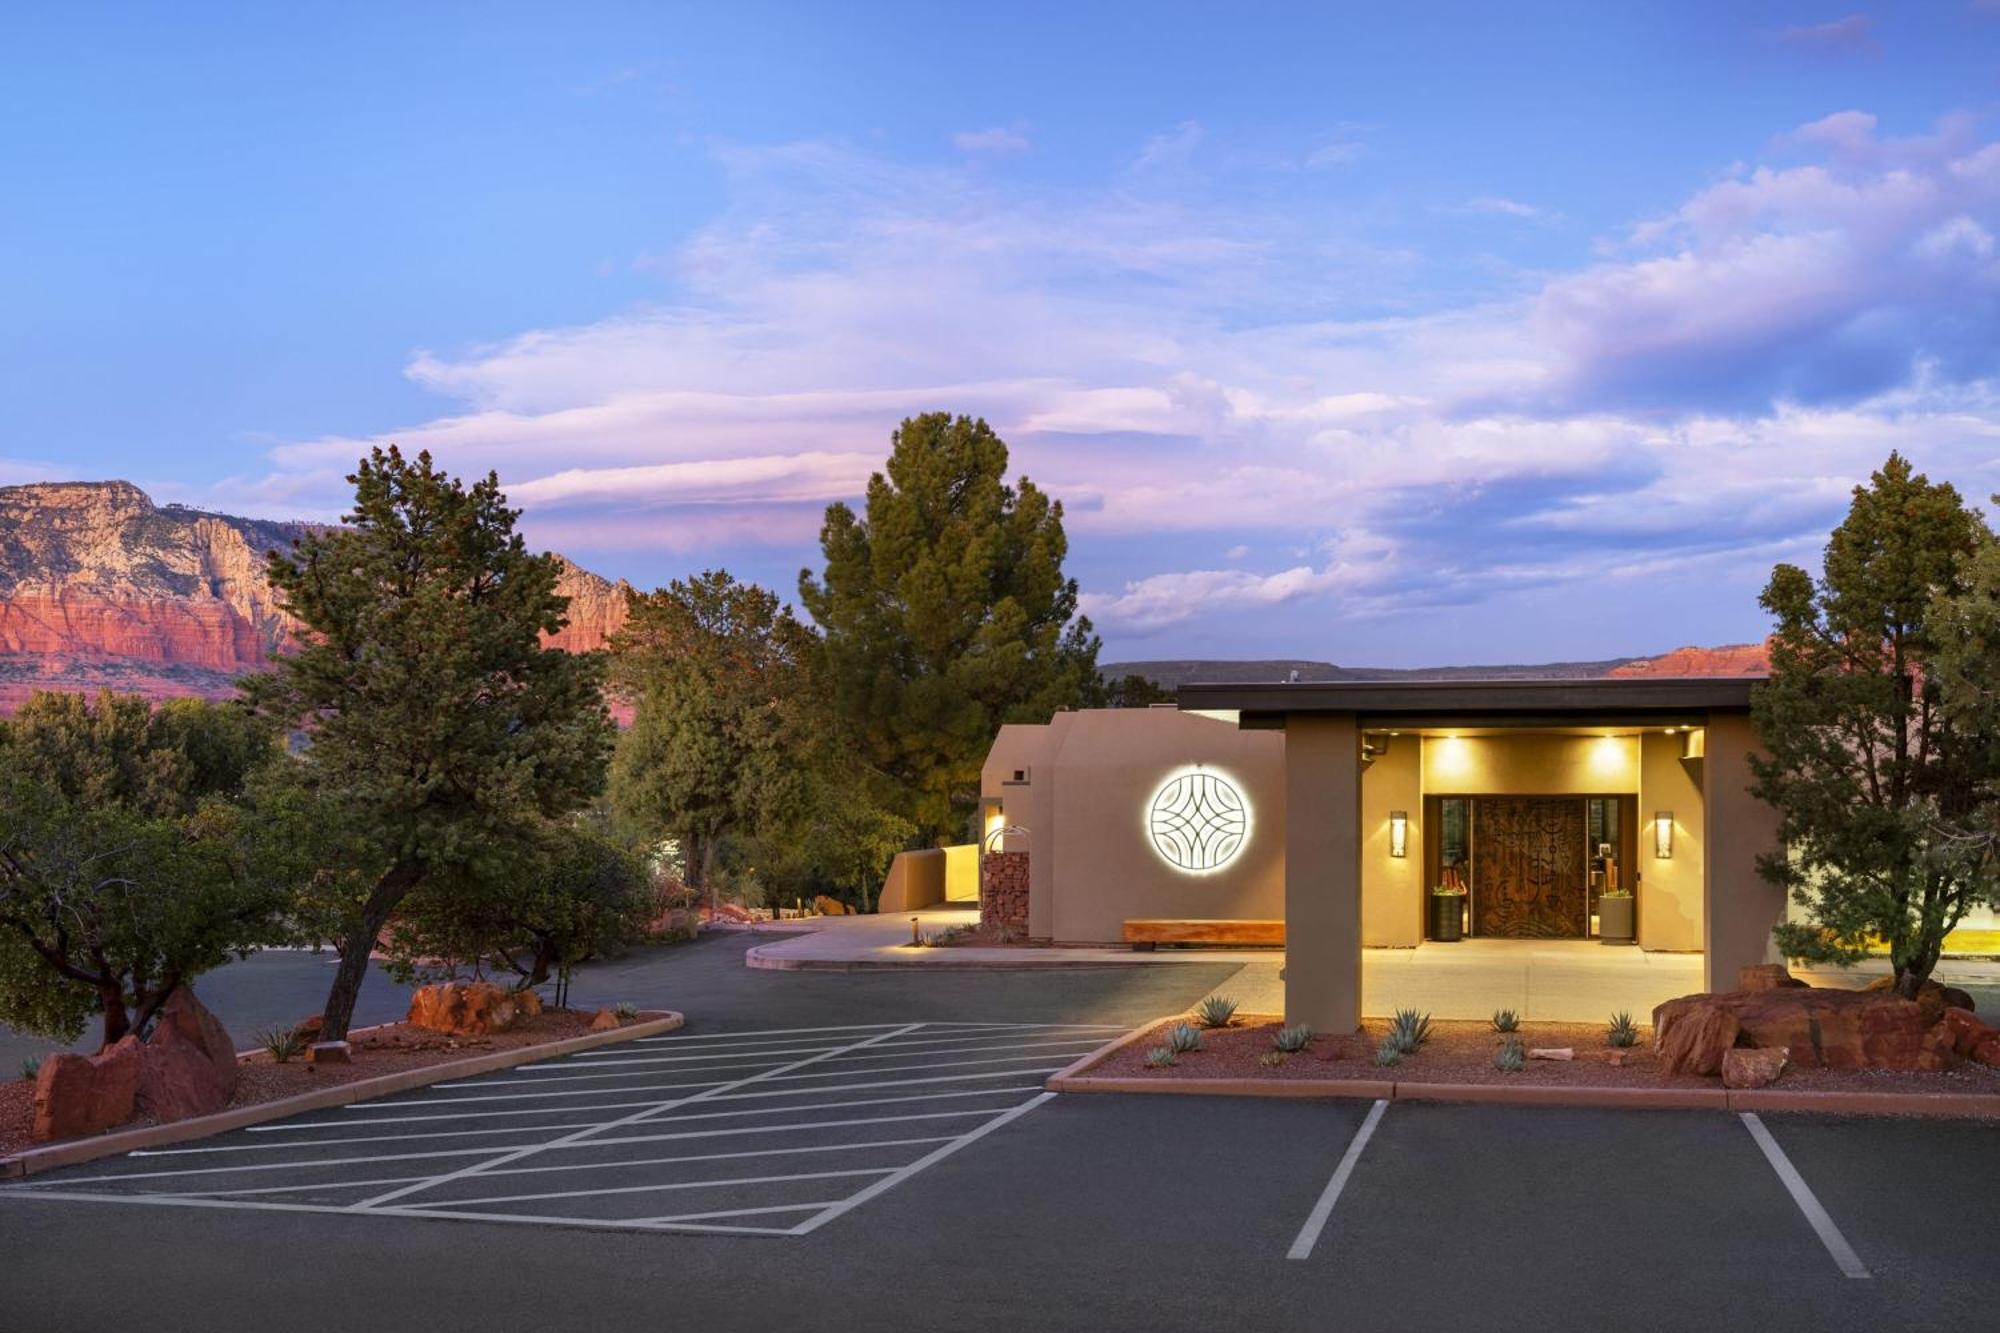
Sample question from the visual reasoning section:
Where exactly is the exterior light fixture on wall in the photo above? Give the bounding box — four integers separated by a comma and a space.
1389, 810, 1409, 858
1653, 811, 1673, 859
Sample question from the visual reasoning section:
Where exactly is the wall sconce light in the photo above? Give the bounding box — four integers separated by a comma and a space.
1653, 811, 1673, 859
1389, 810, 1409, 859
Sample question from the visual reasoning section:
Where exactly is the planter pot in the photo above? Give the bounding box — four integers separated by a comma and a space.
1598, 895, 1636, 944
1428, 894, 1465, 942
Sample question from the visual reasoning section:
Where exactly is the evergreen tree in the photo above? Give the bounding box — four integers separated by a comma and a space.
1752, 453, 1996, 997
799, 413, 1100, 842
248, 447, 612, 1040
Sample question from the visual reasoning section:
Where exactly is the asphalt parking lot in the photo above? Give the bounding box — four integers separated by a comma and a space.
6, 933, 2000, 1332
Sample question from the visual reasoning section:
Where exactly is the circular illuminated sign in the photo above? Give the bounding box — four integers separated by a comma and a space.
1148, 769, 1250, 873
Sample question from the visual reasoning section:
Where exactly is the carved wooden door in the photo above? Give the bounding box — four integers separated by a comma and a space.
1472, 798, 1587, 938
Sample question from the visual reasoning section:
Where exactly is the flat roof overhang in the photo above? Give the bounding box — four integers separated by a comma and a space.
1175, 676, 1760, 730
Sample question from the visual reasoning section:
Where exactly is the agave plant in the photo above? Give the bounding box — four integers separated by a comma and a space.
1372, 1035, 1403, 1067
1260, 1051, 1288, 1068
615, 1001, 641, 1020
1494, 1037, 1527, 1073
1194, 995, 1239, 1029
1145, 1045, 1178, 1069
258, 1026, 306, 1063
1166, 1021, 1204, 1054
1607, 1011, 1639, 1048
1490, 1008, 1521, 1034
1272, 1023, 1314, 1054
1389, 1008, 1433, 1054
20, 1055, 41, 1082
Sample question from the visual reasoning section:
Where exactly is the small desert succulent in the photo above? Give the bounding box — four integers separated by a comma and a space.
1194, 995, 1239, 1029
1260, 1051, 1288, 1068
1494, 1037, 1527, 1073
1272, 1023, 1314, 1054
258, 1026, 306, 1063
1165, 1022, 1203, 1054
1372, 1035, 1403, 1067
1607, 1011, 1639, 1048
20, 1055, 41, 1082
1389, 1008, 1433, 1054
1145, 1045, 1177, 1069
1490, 1008, 1521, 1034
614, 1001, 641, 1021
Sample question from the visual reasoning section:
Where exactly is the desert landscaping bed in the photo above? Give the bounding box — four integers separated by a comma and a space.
2, 1004, 674, 1164
1068, 1013, 2000, 1102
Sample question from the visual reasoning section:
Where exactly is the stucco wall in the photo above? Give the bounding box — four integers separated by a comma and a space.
1359, 736, 1422, 947
1637, 731, 1705, 951
1423, 733, 1639, 795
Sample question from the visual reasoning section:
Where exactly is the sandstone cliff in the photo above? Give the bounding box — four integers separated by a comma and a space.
0, 481, 628, 708
1605, 641, 1770, 678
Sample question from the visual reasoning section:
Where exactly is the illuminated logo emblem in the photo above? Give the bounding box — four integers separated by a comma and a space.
1148, 770, 1249, 873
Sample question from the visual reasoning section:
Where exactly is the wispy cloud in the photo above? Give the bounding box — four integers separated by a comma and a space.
953, 125, 1031, 156
1774, 13, 1880, 58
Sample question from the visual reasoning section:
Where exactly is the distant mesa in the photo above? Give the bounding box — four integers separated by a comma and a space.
1106, 643, 1768, 692
0, 480, 628, 711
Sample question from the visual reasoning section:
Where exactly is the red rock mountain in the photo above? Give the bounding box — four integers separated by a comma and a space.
1605, 641, 1770, 677
0, 481, 628, 711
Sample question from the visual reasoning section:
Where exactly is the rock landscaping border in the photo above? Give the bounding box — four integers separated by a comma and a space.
1045, 1015, 2000, 1119
1, 1009, 683, 1179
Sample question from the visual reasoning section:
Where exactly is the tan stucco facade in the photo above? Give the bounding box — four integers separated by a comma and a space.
977, 679, 1782, 1032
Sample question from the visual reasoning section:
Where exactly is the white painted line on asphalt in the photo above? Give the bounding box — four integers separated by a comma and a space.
790, 1092, 1056, 1236
1286, 1099, 1388, 1261
396, 1164, 894, 1212
379, 1077, 755, 1107
485, 1046, 848, 1077
754, 1051, 1087, 1084
134, 1120, 611, 1154
584, 1106, 1028, 1149
701, 1066, 1067, 1103
1739, 1113, 1871, 1280
623, 1023, 908, 1045
352, 1022, 927, 1209
633, 1201, 844, 1225
802, 1036, 1110, 1064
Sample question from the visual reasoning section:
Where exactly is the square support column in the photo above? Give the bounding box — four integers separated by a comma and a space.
1701, 711, 1785, 991
1284, 713, 1362, 1033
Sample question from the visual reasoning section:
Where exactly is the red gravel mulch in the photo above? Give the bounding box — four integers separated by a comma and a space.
1089, 1015, 2000, 1098
1, 1008, 652, 1160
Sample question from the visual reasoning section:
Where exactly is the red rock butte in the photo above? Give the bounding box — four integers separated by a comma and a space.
0, 480, 628, 711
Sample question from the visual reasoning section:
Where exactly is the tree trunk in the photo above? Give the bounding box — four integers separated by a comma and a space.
318, 859, 423, 1042
97, 977, 130, 1052
701, 837, 718, 917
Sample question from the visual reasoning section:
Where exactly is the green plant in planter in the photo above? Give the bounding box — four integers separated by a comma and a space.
258, 1027, 306, 1063
614, 1001, 640, 1021
1194, 995, 1239, 1029
1494, 1037, 1527, 1073
1389, 1008, 1433, 1054
1490, 1008, 1520, 1033
1607, 1011, 1640, 1048
1272, 1023, 1314, 1053
20, 1055, 40, 1082
1165, 1022, 1203, 1054
1372, 1036, 1403, 1067
1145, 1045, 1177, 1069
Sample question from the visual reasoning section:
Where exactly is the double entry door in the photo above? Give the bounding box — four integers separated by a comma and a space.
1431, 795, 1632, 939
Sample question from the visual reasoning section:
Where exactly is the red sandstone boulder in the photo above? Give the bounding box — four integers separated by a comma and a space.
407, 981, 519, 1037
138, 1018, 234, 1122
1972, 1033, 2000, 1068
514, 988, 544, 1019
1860, 975, 1975, 1025
589, 1008, 619, 1032
307, 1041, 352, 1065
1653, 996, 1740, 1076
813, 895, 851, 916
31, 1035, 143, 1142
1935, 1007, 1993, 1059
154, 987, 239, 1090
1722, 1047, 1787, 1089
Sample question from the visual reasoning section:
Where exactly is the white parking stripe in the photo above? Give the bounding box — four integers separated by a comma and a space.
1286, 1100, 1388, 1261
396, 1164, 893, 1211
353, 1022, 927, 1209
791, 1093, 1054, 1235
1739, 1113, 1871, 1280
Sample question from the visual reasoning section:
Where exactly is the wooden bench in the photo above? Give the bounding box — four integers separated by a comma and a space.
1121, 919, 1285, 949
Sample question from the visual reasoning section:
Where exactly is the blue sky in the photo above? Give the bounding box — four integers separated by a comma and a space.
5, 3, 2000, 666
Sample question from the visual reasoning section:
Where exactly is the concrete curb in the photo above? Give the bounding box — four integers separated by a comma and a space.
1, 1010, 683, 1180
1045, 1014, 2000, 1119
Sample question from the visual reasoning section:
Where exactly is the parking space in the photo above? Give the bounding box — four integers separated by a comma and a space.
3, 1020, 1127, 1237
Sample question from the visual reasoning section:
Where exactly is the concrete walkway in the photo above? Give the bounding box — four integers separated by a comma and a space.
745, 911, 2000, 1024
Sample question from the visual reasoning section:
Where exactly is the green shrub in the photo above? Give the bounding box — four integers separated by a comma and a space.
1145, 1045, 1177, 1069
1372, 1035, 1403, 1067
1272, 1023, 1314, 1053
1494, 1037, 1526, 1073
1165, 1022, 1203, 1054
1194, 995, 1239, 1029
1607, 1011, 1639, 1048
20, 1055, 41, 1082
1389, 1008, 1433, 1054
258, 1026, 306, 1063
1490, 1008, 1520, 1034
614, 1001, 640, 1021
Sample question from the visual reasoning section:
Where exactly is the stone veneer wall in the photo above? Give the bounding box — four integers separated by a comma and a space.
980, 851, 1030, 930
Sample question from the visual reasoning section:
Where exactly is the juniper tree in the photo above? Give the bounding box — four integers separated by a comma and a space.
798, 413, 1100, 843
248, 447, 612, 1040
1752, 453, 1996, 997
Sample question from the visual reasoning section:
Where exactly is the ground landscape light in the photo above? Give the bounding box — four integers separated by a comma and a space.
1654, 810, 1674, 859
1389, 810, 1409, 858
1146, 766, 1251, 874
